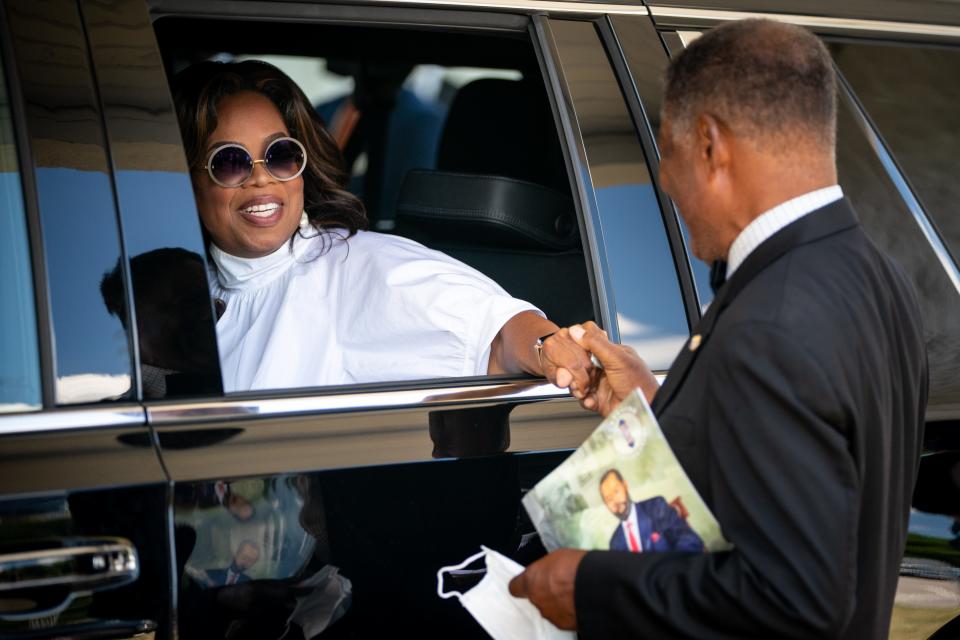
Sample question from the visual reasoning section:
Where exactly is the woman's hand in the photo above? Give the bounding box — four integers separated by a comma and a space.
487, 315, 658, 415
487, 312, 595, 390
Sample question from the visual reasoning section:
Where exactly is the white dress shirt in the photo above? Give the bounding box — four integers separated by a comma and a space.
725, 185, 843, 280
208, 229, 540, 392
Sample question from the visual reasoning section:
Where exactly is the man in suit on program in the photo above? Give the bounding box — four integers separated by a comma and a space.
511, 18, 927, 639
206, 540, 260, 587
600, 469, 704, 553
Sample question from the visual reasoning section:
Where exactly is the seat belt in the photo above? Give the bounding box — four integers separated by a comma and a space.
328, 94, 393, 227
329, 98, 361, 151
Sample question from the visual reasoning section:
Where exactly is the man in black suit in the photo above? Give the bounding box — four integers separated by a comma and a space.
511, 18, 927, 639
600, 469, 703, 553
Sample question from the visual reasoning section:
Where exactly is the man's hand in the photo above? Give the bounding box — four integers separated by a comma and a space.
539, 327, 597, 392
508, 548, 586, 630
568, 321, 659, 415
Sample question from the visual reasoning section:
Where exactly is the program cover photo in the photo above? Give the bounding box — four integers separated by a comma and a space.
522, 389, 732, 553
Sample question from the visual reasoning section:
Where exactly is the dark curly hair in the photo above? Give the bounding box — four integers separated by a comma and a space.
172, 59, 367, 238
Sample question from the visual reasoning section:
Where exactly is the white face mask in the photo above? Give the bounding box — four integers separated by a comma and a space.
436, 546, 576, 640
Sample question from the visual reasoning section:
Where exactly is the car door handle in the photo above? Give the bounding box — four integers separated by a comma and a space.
0, 536, 139, 593
0, 537, 140, 622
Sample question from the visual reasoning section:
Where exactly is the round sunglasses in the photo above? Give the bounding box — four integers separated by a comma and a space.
202, 136, 307, 188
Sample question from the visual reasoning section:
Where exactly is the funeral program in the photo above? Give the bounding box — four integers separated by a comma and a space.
522, 390, 731, 553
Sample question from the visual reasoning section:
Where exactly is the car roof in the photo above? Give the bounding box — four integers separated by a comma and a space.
579, 0, 960, 27
156, 0, 960, 29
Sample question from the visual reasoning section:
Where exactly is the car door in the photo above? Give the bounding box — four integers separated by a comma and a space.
87, 0, 698, 637
0, 0, 172, 637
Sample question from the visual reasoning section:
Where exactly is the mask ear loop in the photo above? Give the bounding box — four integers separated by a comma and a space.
436, 548, 487, 600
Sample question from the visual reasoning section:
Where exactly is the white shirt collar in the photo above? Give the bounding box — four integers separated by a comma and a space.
210, 231, 323, 291
210, 238, 294, 291
726, 185, 843, 280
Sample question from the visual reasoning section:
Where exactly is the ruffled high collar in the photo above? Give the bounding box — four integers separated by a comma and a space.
210, 237, 298, 291
209, 228, 345, 292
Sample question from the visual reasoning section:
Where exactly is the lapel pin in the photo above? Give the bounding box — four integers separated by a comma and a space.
689, 334, 702, 352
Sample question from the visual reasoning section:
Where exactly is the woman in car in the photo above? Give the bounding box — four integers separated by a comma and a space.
172, 60, 584, 391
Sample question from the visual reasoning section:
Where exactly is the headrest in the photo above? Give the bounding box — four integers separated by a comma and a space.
397, 170, 578, 251
437, 78, 568, 193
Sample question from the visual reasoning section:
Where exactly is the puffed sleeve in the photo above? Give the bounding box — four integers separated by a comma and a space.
337, 233, 542, 381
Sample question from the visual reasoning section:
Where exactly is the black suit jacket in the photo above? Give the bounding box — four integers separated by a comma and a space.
575, 200, 927, 639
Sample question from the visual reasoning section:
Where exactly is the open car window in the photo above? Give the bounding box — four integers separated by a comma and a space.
156, 17, 596, 394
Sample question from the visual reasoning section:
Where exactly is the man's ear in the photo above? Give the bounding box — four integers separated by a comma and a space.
695, 114, 731, 177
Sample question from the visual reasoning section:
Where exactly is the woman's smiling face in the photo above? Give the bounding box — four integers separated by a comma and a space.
193, 91, 305, 258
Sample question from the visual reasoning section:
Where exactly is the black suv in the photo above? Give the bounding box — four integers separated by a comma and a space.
0, 1, 958, 638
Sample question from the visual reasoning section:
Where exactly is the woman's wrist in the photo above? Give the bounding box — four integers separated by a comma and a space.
535, 332, 556, 375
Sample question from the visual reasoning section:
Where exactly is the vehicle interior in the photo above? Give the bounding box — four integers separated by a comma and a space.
155, 17, 596, 333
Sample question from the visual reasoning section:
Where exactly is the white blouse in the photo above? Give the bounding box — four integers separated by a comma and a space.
208, 229, 540, 392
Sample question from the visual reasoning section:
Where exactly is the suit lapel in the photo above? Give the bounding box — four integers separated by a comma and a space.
612, 526, 627, 551
652, 199, 859, 416
651, 283, 730, 415
635, 502, 653, 551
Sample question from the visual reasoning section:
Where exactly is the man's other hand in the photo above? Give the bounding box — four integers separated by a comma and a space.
569, 321, 659, 415
508, 548, 586, 630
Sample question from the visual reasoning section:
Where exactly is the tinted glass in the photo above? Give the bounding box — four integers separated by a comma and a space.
83, 0, 222, 399
831, 41, 960, 265
246, 53, 524, 232
549, 19, 689, 368
608, 17, 711, 313
835, 95, 960, 410
8, 0, 134, 404
0, 63, 40, 412
674, 206, 713, 309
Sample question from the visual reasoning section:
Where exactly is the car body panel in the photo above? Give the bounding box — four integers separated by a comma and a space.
1, 0, 957, 638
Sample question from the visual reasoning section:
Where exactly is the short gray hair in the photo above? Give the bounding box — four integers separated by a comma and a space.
663, 19, 836, 150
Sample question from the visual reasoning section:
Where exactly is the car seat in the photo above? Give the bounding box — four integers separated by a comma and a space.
396, 78, 594, 328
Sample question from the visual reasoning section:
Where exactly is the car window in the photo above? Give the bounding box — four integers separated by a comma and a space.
830, 41, 960, 264
0, 61, 41, 413
156, 18, 593, 392
834, 90, 960, 410
610, 18, 713, 312
5, 0, 135, 405
234, 55, 523, 233
547, 19, 690, 369
74, 0, 224, 402
9, 1, 135, 406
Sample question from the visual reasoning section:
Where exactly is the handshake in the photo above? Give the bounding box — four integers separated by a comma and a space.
537, 321, 660, 416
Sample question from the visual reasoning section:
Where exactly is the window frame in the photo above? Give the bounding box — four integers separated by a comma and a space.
536, 15, 694, 369
827, 36, 960, 287
602, 13, 703, 326
1, 0, 142, 409
143, 1, 622, 405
